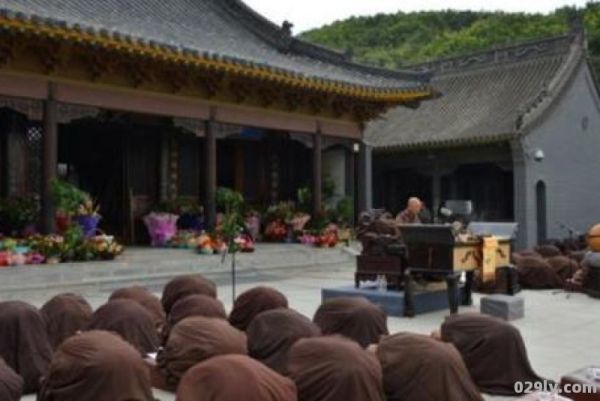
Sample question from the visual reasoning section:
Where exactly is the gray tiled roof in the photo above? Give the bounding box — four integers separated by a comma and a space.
0, 0, 429, 91
366, 34, 585, 149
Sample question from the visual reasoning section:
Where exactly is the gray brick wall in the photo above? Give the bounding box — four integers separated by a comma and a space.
521, 63, 600, 246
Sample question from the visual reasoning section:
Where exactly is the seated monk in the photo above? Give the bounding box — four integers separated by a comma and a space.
0, 301, 52, 394
313, 297, 388, 348
87, 299, 160, 356
161, 274, 217, 314
546, 256, 580, 285
161, 294, 227, 343
373, 332, 483, 401
38, 330, 154, 401
396, 197, 423, 224
41, 293, 93, 350
0, 357, 22, 401
515, 255, 562, 289
288, 336, 385, 401
229, 286, 288, 331
110, 286, 166, 334
154, 316, 247, 391
177, 355, 297, 401
247, 309, 321, 375
434, 313, 546, 396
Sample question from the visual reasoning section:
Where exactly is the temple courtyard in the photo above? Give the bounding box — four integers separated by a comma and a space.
2, 245, 599, 401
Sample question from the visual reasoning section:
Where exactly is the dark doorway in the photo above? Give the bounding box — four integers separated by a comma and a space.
536, 180, 547, 244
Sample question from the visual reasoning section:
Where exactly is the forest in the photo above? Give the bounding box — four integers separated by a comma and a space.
300, 3, 600, 70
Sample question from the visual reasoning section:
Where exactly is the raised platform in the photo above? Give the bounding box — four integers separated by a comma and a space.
321, 284, 465, 317
0, 244, 355, 300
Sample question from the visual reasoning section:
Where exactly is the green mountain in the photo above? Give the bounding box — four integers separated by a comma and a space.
300, 4, 600, 70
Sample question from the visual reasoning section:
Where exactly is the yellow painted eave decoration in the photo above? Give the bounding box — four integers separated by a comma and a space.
0, 16, 433, 103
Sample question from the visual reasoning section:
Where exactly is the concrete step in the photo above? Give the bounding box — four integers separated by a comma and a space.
0, 244, 355, 300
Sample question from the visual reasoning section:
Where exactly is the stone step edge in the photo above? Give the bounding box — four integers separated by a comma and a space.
0, 260, 354, 294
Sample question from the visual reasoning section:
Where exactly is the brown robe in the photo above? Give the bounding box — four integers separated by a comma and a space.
247, 309, 321, 375
377, 332, 483, 401
288, 336, 385, 401
546, 256, 580, 284
229, 286, 288, 331
162, 294, 227, 343
87, 299, 160, 356
313, 297, 388, 348
38, 330, 154, 401
441, 313, 545, 396
176, 354, 297, 401
0, 357, 22, 401
109, 285, 166, 330
157, 316, 247, 389
161, 274, 217, 314
534, 244, 562, 258
41, 293, 93, 350
516, 256, 562, 288
0, 301, 52, 394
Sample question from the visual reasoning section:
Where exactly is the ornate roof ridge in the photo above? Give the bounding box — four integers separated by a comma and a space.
219, 0, 430, 82
413, 33, 577, 75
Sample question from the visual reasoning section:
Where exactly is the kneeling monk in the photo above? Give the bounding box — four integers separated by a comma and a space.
435, 313, 546, 396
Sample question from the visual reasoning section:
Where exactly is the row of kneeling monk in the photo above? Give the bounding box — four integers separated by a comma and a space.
0, 274, 549, 401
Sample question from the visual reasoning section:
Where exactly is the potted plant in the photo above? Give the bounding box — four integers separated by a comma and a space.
51, 180, 98, 235
173, 198, 204, 232
73, 196, 101, 237
0, 196, 39, 237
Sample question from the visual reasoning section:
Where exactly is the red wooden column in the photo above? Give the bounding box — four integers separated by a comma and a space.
41, 83, 58, 234
312, 129, 323, 217
204, 117, 217, 230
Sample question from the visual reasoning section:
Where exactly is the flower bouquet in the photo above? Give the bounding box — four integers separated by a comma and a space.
264, 220, 288, 242
289, 213, 311, 238
234, 234, 255, 253
244, 211, 261, 240
144, 212, 179, 247
169, 230, 201, 249
87, 235, 124, 260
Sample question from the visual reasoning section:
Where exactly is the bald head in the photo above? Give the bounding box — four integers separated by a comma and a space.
407, 197, 422, 214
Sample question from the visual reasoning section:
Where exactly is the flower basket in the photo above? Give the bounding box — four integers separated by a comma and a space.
143, 213, 179, 247
264, 220, 288, 242
74, 215, 101, 238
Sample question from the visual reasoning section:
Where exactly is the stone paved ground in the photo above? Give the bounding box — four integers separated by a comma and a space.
18, 260, 600, 401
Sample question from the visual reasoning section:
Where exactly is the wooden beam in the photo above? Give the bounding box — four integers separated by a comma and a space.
204, 116, 217, 230
41, 83, 58, 234
312, 130, 323, 217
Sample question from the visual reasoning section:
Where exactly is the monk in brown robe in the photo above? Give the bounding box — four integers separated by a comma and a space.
87, 299, 160, 356
313, 297, 388, 348
0, 357, 22, 401
41, 293, 93, 350
375, 332, 483, 401
161, 274, 217, 314
436, 313, 546, 396
247, 309, 321, 375
0, 301, 52, 394
229, 286, 288, 331
110, 285, 166, 332
38, 330, 154, 401
288, 336, 385, 401
162, 294, 227, 343
176, 354, 297, 401
156, 316, 247, 390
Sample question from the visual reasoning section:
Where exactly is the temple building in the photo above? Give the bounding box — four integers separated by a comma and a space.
0, 0, 433, 243
366, 30, 600, 248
